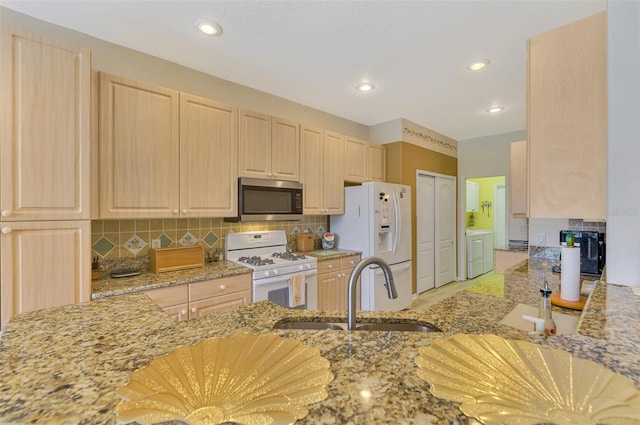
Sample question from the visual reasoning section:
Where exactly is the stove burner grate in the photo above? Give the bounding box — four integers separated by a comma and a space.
272, 252, 307, 261
237, 256, 275, 267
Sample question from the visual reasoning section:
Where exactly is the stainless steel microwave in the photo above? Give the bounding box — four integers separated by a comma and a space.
225, 177, 303, 222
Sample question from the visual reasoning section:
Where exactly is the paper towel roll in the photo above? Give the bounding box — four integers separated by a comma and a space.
561, 247, 581, 301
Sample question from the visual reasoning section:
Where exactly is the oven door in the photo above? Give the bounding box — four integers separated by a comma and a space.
253, 270, 317, 310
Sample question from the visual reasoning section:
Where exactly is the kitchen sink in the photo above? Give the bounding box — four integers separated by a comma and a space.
273, 320, 440, 332
273, 321, 346, 331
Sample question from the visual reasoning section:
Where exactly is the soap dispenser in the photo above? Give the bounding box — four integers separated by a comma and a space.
539, 281, 557, 335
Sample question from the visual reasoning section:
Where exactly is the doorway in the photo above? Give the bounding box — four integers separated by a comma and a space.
416, 171, 456, 293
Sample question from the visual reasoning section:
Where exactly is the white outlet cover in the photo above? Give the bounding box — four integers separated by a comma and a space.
151, 239, 161, 249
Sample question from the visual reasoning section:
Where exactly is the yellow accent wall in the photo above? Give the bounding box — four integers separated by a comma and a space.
466, 176, 505, 230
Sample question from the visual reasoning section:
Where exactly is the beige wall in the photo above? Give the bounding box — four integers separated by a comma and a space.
386, 142, 458, 293
0, 7, 369, 139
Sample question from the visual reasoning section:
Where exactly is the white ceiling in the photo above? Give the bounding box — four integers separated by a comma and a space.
1, 0, 606, 141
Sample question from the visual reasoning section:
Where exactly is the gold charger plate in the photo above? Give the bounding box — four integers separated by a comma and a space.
415, 334, 640, 425
115, 333, 334, 425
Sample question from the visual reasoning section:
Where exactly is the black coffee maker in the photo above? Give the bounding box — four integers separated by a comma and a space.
559, 230, 606, 276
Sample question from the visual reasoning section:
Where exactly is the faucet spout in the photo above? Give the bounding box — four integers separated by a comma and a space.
347, 256, 397, 330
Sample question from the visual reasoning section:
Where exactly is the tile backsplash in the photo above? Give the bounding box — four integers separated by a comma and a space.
91, 216, 329, 260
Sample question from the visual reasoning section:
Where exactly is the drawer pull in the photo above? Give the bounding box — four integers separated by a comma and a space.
219, 285, 226, 291
1, 210, 11, 218
328, 264, 333, 269
1, 227, 11, 235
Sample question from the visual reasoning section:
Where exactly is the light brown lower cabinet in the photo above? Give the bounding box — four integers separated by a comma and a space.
317, 254, 361, 311
143, 273, 252, 321
189, 274, 252, 319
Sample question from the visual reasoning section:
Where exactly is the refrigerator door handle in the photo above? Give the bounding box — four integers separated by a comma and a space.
393, 190, 400, 256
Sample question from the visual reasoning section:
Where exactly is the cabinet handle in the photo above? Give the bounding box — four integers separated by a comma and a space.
350, 260, 355, 265
180, 309, 187, 320
328, 264, 333, 269
173, 209, 179, 215
219, 285, 226, 291
191, 307, 197, 313
1, 227, 11, 235
182, 209, 187, 215
1, 210, 11, 218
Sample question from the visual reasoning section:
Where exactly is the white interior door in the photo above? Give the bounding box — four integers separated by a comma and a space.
416, 174, 435, 293
436, 176, 456, 287
494, 184, 506, 247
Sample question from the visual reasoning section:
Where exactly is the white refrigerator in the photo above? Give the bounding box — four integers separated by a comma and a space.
330, 182, 413, 311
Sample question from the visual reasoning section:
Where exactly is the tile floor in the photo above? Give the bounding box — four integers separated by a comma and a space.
409, 270, 503, 311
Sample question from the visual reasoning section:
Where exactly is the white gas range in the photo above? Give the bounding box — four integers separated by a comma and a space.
225, 230, 318, 309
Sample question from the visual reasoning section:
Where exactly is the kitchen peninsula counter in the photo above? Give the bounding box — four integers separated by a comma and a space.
2, 259, 639, 424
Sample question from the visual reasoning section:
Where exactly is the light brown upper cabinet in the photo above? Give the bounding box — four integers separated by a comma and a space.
300, 126, 345, 215
344, 136, 386, 183
180, 93, 238, 217
99, 73, 237, 218
510, 141, 527, 217
527, 12, 607, 220
238, 110, 300, 182
1, 25, 90, 222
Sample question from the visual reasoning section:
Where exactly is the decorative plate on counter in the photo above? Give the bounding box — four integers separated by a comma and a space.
415, 334, 640, 425
115, 333, 334, 425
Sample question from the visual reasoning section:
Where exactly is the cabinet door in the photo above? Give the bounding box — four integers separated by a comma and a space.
528, 12, 606, 220
180, 94, 238, 217
300, 125, 325, 215
271, 117, 300, 181
189, 290, 252, 319
99, 73, 179, 218
344, 137, 367, 183
1, 220, 90, 326
317, 271, 342, 311
323, 131, 345, 215
1, 26, 90, 221
238, 109, 271, 179
510, 141, 528, 217
367, 143, 387, 182
466, 181, 479, 212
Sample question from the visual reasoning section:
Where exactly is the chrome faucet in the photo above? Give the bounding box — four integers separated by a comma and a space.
347, 256, 397, 330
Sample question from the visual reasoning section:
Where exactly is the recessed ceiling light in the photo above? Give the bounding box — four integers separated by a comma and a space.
468, 59, 490, 71
194, 18, 222, 36
356, 82, 375, 92
487, 105, 504, 113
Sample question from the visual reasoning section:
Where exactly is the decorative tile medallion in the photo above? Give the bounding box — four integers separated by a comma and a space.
179, 231, 197, 246
316, 225, 326, 238
124, 235, 146, 255
292, 226, 301, 236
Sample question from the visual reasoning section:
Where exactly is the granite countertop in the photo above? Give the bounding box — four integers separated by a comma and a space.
91, 261, 253, 300
2, 259, 639, 424
301, 248, 362, 260
92, 250, 361, 300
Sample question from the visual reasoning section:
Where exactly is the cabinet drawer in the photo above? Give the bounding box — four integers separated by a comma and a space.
144, 285, 188, 308
317, 258, 341, 275
189, 290, 252, 319
189, 274, 251, 302
340, 255, 361, 270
